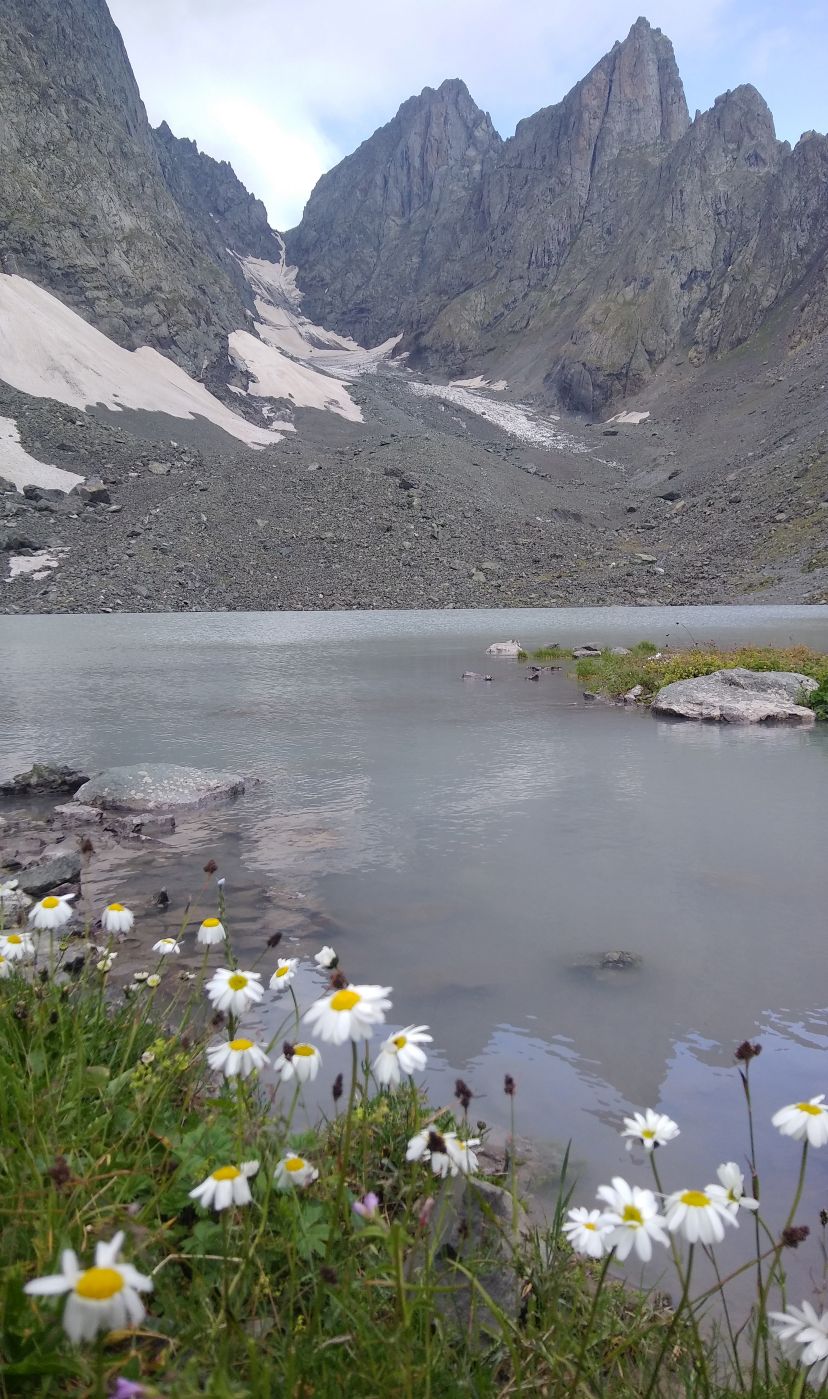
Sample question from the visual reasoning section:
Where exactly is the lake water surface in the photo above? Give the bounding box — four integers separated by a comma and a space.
3, 606, 828, 1282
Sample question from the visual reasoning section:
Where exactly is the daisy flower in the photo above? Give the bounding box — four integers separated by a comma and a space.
597, 1178, 669, 1262
563, 1207, 614, 1259
205, 967, 264, 1016
314, 945, 338, 969
101, 903, 134, 935
96, 954, 117, 973
0, 952, 13, 978
151, 938, 180, 956
29, 894, 75, 931
772, 1096, 828, 1147
274, 1153, 319, 1190
146, 974, 161, 988
373, 1025, 432, 1087
0, 930, 36, 962
706, 1162, 759, 1216
406, 1128, 451, 1178
273, 1042, 322, 1083
269, 958, 298, 991
189, 1161, 259, 1211
664, 1187, 738, 1245
621, 1108, 680, 1153
23, 1231, 152, 1343
444, 1133, 480, 1176
303, 983, 392, 1045
206, 1037, 269, 1079
197, 917, 226, 946
770, 1301, 828, 1384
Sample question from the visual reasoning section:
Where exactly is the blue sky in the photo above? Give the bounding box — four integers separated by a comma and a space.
108, 0, 827, 229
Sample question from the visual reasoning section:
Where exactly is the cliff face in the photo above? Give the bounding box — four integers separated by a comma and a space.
289, 18, 828, 412
285, 78, 502, 345
153, 122, 283, 263
0, 0, 257, 375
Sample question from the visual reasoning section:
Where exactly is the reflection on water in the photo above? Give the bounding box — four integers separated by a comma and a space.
3, 605, 828, 1274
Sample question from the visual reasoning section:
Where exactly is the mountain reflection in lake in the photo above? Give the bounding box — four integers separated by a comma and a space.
3, 605, 828, 1279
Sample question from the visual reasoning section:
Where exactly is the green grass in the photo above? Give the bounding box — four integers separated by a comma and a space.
574, 643, 828, 714
518, 646, 575, 663
0, 920, 815, 1397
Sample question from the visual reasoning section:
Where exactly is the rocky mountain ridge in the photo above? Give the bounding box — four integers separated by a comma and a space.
289, 18, 828, 416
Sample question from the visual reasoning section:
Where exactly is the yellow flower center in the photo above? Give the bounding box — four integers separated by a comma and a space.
212, 1166, 241, 1181
584, 1222, 597, 1231
41, 898, 60, 910
796, 1102, 823, 1115
6, 934, 22, 945
228, 974, 248, 991
680, 1191, 710, 1208
275, 966, 289, 977
203, 918, 220, 927
229, 1038, 254, 1052
285, 1157, 305, 1172
294, 1044, 315, 1057
641, 1128, 655, 1139
622, 1205, 643, 1225
74, 1266, 124, 1301
107, 902, 125, 912
330, 989, 360, 1012
393, 1035, 407, 1049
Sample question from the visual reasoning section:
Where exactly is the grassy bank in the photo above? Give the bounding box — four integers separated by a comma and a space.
567, 643, 828, 709
0, 896, 819, 1396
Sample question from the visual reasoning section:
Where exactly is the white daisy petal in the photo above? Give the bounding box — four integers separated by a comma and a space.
303, 983, 392, 1044
772, 1097, 828, 1148
205, 967, 264, 1017
24, 1233, 151, 1342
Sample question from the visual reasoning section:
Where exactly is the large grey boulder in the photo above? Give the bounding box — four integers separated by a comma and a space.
0, 763, 89, 796
17, 852, 82, 896
652, 669, 818, 724
73, 764, 246, 812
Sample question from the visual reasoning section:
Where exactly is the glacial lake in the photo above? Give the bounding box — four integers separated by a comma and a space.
3, 605, 828, 1284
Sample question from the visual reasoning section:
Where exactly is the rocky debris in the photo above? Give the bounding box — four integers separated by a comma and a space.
16, 851, 82, 896
461, 671, 492, 681
74, 479, 110, 506
652, 669, 819, 724
573, 645, 602, 658
73, 764, 246, 811
485, 640, 522, 656
610, 646, 631, 656
623, 685, 644, 702
571, 950, 643, 976
0, 763, 89, 796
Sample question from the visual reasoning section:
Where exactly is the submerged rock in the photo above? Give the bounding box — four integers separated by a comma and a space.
73, 764, 246, 812
652, 669, 818, 724
0, 763, 89, 796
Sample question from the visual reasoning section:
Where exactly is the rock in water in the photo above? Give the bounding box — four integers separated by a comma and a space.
485, 639, 522, 656
17, 852, 82, 895
0, 763, 89, 796
652, 669, 818, 724
73, 764, 246, 811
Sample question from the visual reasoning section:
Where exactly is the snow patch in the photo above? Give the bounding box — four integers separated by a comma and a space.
606, 410, 650, 425
0, 417, 84, 493
5, 547, 67, 582
409, 382, 590, 454
0, 275, 286, 448
229, 330, 363, 422
450, 375, 509, 392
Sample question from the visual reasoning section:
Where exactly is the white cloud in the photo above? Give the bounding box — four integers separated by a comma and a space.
106, 0, 808, 228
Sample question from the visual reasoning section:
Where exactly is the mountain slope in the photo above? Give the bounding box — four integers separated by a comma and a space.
290, 19, 828, 415
0, 0, 256, 376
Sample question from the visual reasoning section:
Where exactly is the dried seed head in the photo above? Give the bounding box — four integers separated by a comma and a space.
455, 1078, 473, 1111
781, 1225, 810, 1249
210, 1011, 226, 1029
332, 1073, 343, 1103
282, 1041, 295, 1060
320, 1266, 338, 1285
821, 1209, 828, 1228
203, 859, 218, 875
267, 931, 283, 949
735, 1041, 762, 1063
330, 969, 348, 990
504, 1074, 516, 1097
427, 1130, 447, 1155
46, 1156, 72, 1190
